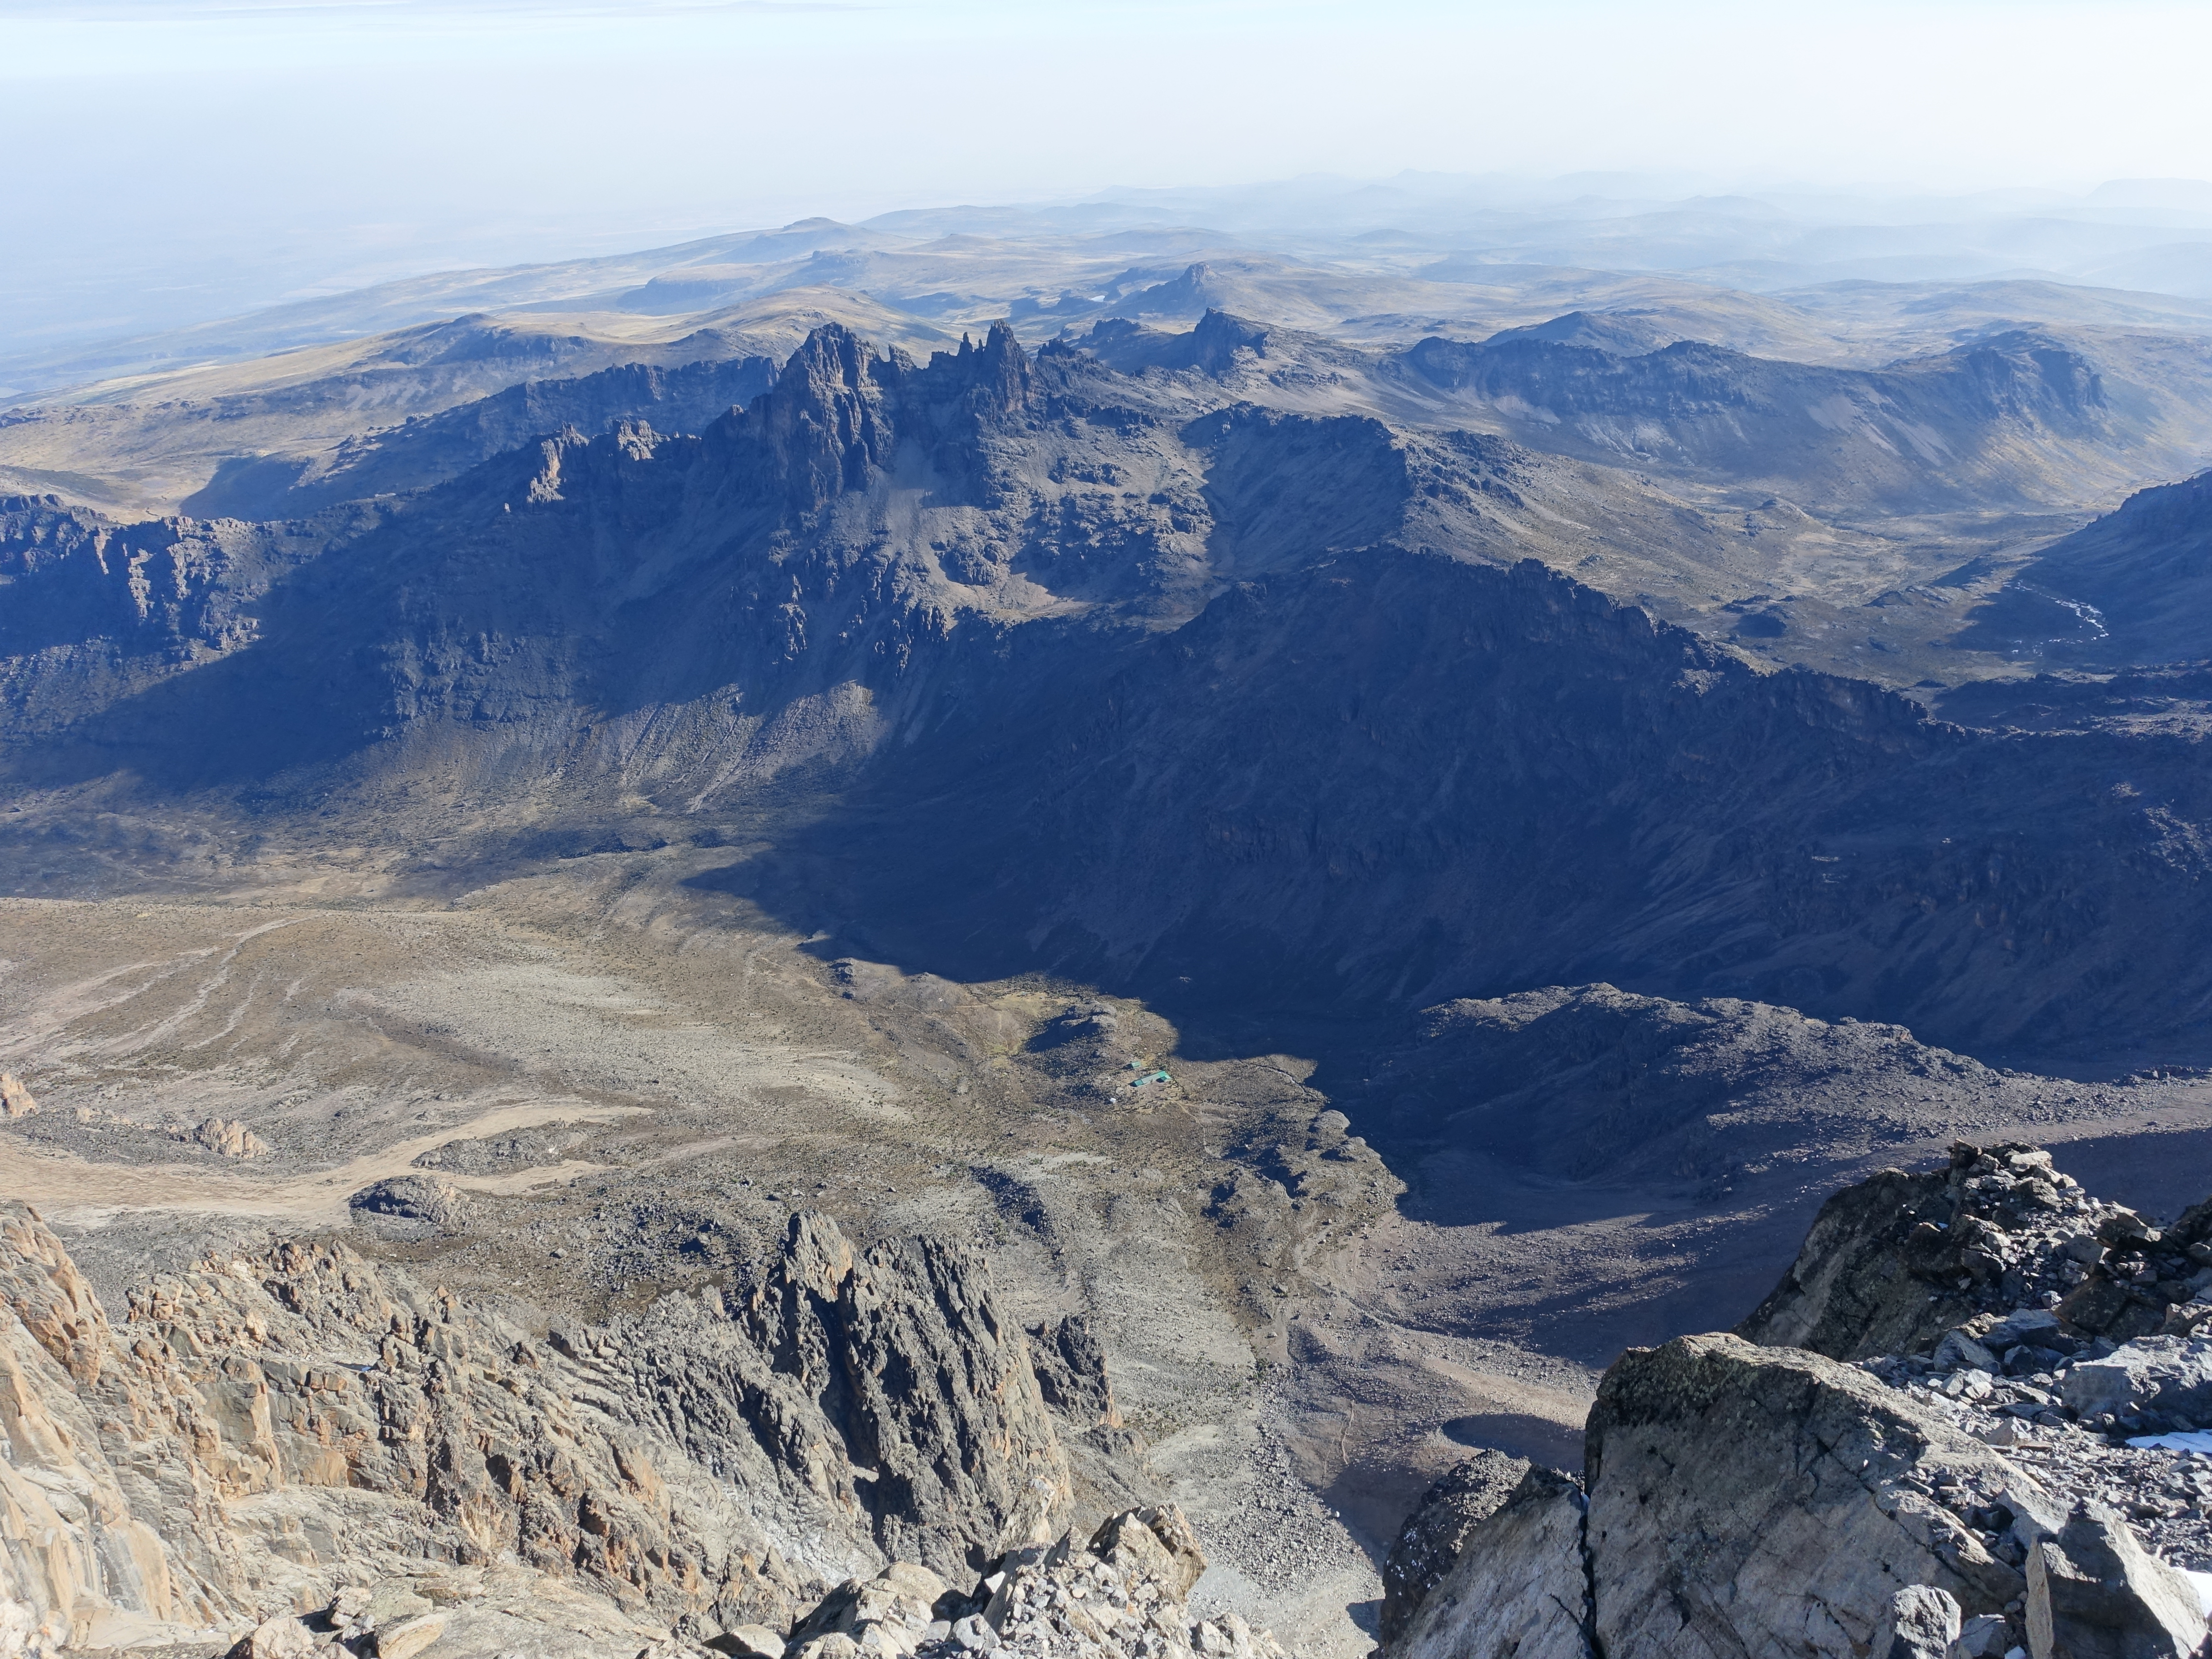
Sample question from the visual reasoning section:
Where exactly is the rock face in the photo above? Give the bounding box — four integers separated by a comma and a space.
1379, 1449, 1532, 1644
1584, 1335, 2030, 1659
0, 1201, 1101, 1650
1391, 1466, 1592, 1659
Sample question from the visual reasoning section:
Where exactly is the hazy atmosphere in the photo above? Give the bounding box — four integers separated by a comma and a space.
10, 5, 2212, 1659
8, 0, 2212, 357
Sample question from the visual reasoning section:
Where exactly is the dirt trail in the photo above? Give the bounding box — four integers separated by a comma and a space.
0, 1099, 643, 1224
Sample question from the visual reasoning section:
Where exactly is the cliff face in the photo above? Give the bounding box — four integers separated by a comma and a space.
1395, 327, 2126, 510
771, 550, 2212, 1055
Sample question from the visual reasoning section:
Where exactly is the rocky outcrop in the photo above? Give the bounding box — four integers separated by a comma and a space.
1388, 1146, 2212, 1659
738, 1213, 1071, 1575
0, 1073, 35, 1118
189, 1116, 271, 1158
348, 1176, 469, 1228
1379, 1449, 1531, 1644
1738, 1141, 2106, 1359
0, 1202, 1106, 1652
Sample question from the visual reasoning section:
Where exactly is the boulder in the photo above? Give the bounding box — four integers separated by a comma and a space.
1877, 1586, 1963, 1659
190, 1116, 271, 1158
709, 1627, 789, 1658
0, 1073, 37, 1118
2060, 1338, 2212, 1423
370, 1612, 447, 1659
1953, 1613, 2013, 1658
1379, 1449, 1532, 1643
2026, 1506, 2206, 1659
784, 1562, 945, 1650
1087, 1505, 1207, 1602
1391, 1467, 1592, 1659
227, 1614, 327, 1659
1585, 1334, 2033, 1659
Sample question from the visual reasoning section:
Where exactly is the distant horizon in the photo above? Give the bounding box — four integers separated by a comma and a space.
8, 0, 2212, 354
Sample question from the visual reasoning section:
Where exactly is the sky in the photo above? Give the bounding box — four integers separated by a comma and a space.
5, 0, 2212, 348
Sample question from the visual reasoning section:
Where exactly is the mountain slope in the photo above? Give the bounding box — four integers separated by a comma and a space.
6, 323, 2212, 1063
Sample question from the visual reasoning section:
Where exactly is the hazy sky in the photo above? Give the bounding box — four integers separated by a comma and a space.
5, 0, 2212, 345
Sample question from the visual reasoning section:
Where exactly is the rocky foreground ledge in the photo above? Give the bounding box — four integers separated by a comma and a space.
1382, 1141, 2212, 1659
15, 1139, 2212, 1659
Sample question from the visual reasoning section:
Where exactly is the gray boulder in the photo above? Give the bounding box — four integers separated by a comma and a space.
1953, 1613, 2013, 1659
2060, 1337, 2212, 1424
1878, 1586, 1964, 1659
1380, 1449, 1533, 1644
2026, 1506, 2206, 1659
1391, 1466, 1593, 1659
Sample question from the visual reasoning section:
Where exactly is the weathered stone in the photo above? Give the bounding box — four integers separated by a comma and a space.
2026, 1506, 2206, 1659
1585, 1334, 2031, 1659
370, 1611, 447, 1659
1086, 1505, 1207, 1603
787, 1561, 946, 1649
710, 1626, 790, 1658
1877, 1585, 1963, 1659
1379, 1448, 1532, 1643
1953, 1613, 2013, 1658
228, 1613, 324, 1659
1391, 1467, 1592, 1659
0, 1073, 37, 1118
1937, 1329, 2002, 1372
2060, 1337, 2212, 1422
